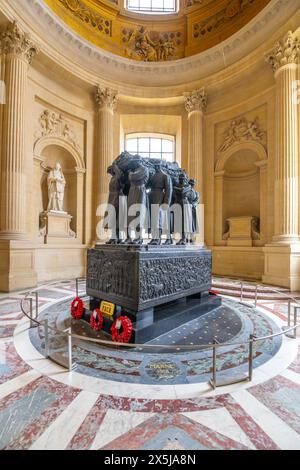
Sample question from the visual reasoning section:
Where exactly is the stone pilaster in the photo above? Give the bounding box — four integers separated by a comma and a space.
95, 86, 117, 209
0, 22, 39, 239
263, 31, 300, 290
184, 88, 207, 196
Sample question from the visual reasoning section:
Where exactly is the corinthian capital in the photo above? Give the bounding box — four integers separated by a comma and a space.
265, 31, 300, 73
0, 21, 39, 64
95, 86, 118, 111
184, 88, 207, 113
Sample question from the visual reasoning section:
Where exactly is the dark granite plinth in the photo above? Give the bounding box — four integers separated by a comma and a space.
86, 244, 218, 343
86, 244, 212, 312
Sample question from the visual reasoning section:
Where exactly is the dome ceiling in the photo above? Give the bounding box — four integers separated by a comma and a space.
44, 0, 271, 61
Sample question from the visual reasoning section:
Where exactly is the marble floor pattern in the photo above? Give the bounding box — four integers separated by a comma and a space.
0, 279, 300, 450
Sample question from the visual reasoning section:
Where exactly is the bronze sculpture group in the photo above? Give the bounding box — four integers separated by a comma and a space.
105, 151, 200, 245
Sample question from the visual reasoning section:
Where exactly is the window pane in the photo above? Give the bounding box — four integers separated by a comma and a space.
128, 0, 139, 7
139, 152, 150, 158
139, 0, 151, 9
162, 139, 173, 153
138, 138, 150, 152
164, 0, 174, 9
152, 0, 162, 10
150, 138, 162, 153
126, 138, 138, 153
163, 153, 174, 162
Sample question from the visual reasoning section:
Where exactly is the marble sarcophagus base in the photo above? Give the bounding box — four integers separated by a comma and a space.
86, 244, 221, 342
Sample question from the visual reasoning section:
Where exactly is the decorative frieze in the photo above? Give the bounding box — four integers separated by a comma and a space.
192, 0, 259, 40
265, 31, 300, 73
122, 27, 182, 62
58, 0, 111, 36
184, 89, 207, 113
0, 21, 39, 64
95, 86, 118, 111
35, 109, 81, 150
218, 116, 266, 153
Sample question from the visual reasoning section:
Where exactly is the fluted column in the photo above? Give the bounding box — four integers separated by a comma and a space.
0, 22, 39, 239
184, 88, 207, 197
265, 31, 300, 243
95, 86, 117, 211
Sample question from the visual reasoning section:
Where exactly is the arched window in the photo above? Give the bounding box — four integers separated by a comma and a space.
125, 133, 175, 162
126, 0, 176, 14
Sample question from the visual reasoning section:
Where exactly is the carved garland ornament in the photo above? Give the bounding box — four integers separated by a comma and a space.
0, 21, 39, 64
265, 31, 300, 73
218, 116, 266, 153
35, 109, 81, 150
58, 0, 111, 36
192, 0, 257, 40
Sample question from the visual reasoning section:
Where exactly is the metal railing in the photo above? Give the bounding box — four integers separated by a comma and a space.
20, 277, 300, 390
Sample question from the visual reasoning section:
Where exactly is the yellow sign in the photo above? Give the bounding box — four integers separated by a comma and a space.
100, 300, 115, 316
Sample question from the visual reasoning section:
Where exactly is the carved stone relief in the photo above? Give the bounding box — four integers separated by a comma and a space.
122, 26, 182, 62
265, 30, 300, 72
58, 0, 111, 36
192, 0, 258, 40
218, 116, 266, 153
35, 109, 81, 150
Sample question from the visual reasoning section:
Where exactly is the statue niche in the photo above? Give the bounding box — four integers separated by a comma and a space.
39, 160, 76, 243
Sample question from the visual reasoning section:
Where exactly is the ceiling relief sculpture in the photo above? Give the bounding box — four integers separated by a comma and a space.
45, 0, 271, 61
218, 116, 266, 153
58, 0, 112, 36
123, 26, 182, 61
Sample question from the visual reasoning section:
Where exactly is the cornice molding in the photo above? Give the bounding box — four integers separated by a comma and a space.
0, 0, 299, 94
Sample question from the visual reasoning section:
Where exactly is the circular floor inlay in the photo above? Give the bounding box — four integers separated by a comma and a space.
28, 298, 283, 385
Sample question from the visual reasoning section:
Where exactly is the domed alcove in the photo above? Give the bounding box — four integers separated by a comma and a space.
214, 141, 267, 247
34, 136, 86, 245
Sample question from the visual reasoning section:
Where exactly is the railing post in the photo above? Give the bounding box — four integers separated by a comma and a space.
35, 291, 39, 320
240, 282, 243, 303
254, 285, 258, 308
210, 338, 218, 390
294, 306, 298, 339
288, 300, 291, 326
248, 334, 254, 381
29, 297, 33, 328
76, 278, 79, 297
44, 319, 49, 358
68, 327, 73, 371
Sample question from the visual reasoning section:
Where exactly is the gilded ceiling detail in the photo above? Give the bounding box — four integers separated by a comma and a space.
46, 0, 271, 61
58, 0, 112, 36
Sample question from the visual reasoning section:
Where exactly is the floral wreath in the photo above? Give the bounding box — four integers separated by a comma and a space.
110, 315, 133, 343
90, 308, 104, 331
71, 297, 84, 319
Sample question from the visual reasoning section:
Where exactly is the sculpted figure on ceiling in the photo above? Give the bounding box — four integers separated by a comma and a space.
124, 26, 176, 62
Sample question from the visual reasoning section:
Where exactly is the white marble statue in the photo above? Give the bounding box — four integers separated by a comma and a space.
47, 163, 66, 212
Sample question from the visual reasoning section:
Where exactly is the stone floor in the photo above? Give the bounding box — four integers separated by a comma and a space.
0, 279, 300, 450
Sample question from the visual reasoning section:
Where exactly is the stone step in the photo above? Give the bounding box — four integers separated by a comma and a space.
134, 295, 222, 343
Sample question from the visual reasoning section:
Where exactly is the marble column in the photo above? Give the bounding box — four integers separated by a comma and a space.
95, 86, 117, 210
266, 31, 299, 243
184, 88, 207, 196
263, 31, 300, 290
0, 22, 39, 239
